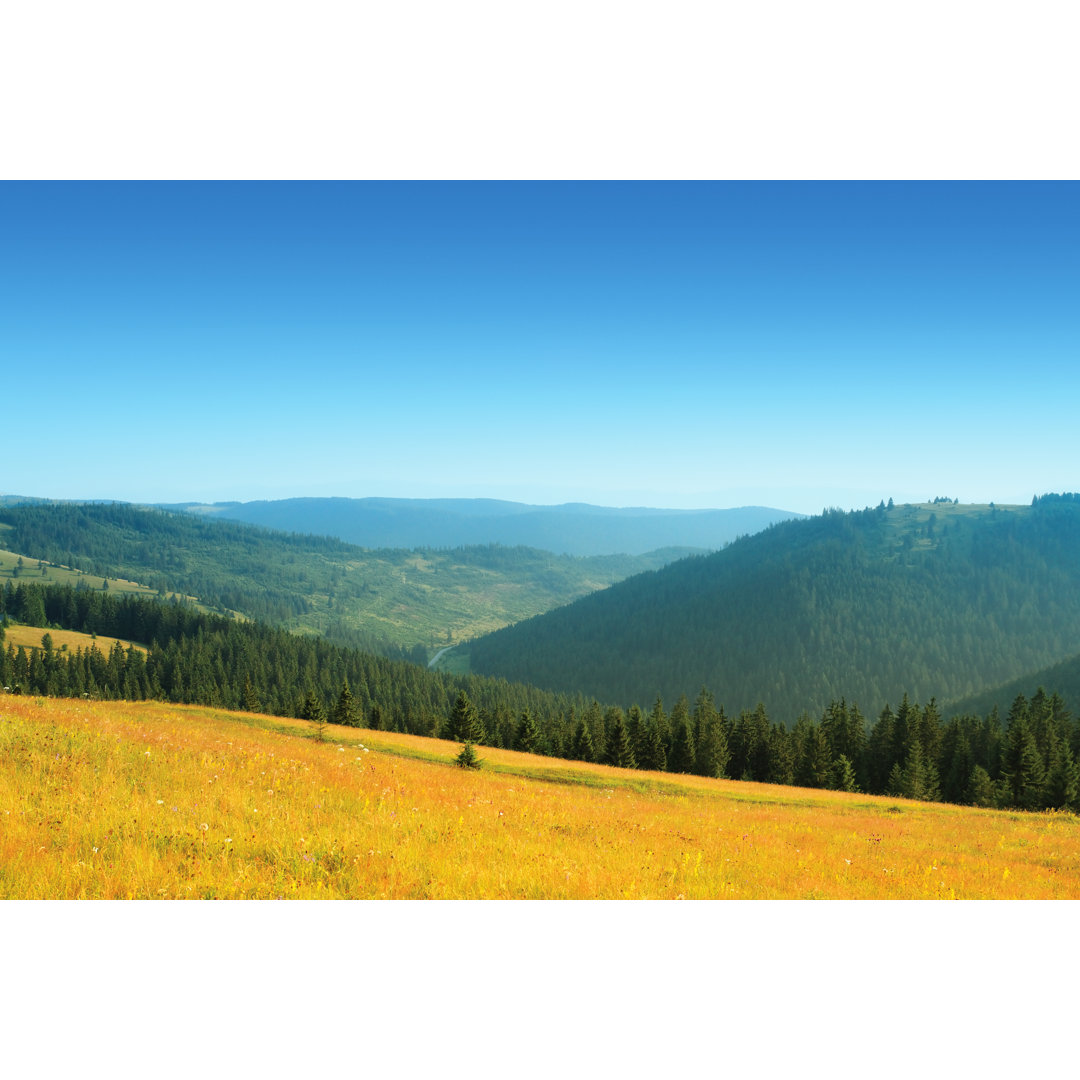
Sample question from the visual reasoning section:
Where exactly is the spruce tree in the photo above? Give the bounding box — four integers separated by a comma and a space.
1044, 740, 1079, 811
456, 740, 482, 769
829, 754, 858, 792
330, 681, 351, 726
571, 716, 595, 763
243, 676, 262, 713
639, 716, 667, 772
516, 709, 542, 754
965, 764, 995, 807
1001, 695, 1045, 809
302, 690, 327, 741
669, 719, 696, 774
446, 690, 484, 744
605, 709, 636, 769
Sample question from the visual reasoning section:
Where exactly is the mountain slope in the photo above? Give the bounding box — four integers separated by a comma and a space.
468, 498, 1080, 722
945, 649, 1080, 720
176, 496, 802, 556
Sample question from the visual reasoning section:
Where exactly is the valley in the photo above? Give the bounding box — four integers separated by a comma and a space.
5, 494, 1080, 823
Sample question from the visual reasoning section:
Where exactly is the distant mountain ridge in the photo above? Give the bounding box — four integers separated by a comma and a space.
173, 497, 803, 556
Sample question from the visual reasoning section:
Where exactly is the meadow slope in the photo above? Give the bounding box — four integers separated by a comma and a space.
3, 696, 1079, 899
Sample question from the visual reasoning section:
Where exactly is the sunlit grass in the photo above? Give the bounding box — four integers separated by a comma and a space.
3, 623, 146, 655
2, 696, 1079, 898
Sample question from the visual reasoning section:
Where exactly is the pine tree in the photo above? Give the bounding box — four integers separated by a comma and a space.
583, 701, 605, 763
669, 719, 696, 774
333, 680, 356, 726
1001, 695, 1045, 809
692, 688, 729, 778
445, 690, 484, 743
794, 715, 832, 788
456, 741, 482, 769
302, 690, 327, 741
965, 764, 995, 808
829, 754, 858, 792
639, 714, 667, 772
571, 716, 595, 763
243, 676, 262, 713
1044, 740, 1079, 811
516, 709, 542, 754
605, 709, 636, 769
669, 695, 690, 762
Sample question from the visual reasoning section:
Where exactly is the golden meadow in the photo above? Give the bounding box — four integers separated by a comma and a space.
3, 696, 1079, 899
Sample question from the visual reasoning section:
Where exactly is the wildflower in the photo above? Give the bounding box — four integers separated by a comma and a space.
156, 800, 164, 805
200, 823, 209, 832
225, 838, 232, 844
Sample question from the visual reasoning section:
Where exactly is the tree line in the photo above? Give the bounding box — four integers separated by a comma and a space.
3, 580, 1078, 813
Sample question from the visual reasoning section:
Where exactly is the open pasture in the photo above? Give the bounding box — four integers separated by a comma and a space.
2, 696, 1079, 899
3, 623, 146, 656
0, 546, 157, 596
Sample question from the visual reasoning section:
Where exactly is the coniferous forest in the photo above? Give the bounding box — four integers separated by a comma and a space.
4, 575, 1080, 813
469, 496, 1080, 720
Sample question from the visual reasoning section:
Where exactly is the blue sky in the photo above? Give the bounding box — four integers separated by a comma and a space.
3, 181, 1077, 515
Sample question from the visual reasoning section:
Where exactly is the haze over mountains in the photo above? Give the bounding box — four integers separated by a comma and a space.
7, 491, 1080, 735
173, 497, 802, 557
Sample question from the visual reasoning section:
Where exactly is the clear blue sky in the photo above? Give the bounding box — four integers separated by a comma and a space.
3, 181, 1077, 515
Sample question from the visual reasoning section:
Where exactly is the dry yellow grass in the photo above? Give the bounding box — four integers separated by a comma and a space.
3, 695, 1080, 899
3, 623, 146, 656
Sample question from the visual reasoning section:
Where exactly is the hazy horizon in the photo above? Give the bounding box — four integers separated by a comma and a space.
5, 182, 1077, 518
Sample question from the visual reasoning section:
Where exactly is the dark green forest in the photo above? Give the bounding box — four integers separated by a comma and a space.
4, 579, 1080, 812
468, 496, 1080, 722
0, 581, 588, 738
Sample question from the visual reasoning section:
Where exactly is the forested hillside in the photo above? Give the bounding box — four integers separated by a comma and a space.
6, 580, 1080, 813
178, 496, 801, 556
946, 649, 1080, 722
0, 581, 587, 735
468, 497, 1080, 722
0, 502, 684, 658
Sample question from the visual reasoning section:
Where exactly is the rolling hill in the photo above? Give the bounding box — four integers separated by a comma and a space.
0, 501, 692, 658
174, 496, 802, 556
467, 496, 1080, 723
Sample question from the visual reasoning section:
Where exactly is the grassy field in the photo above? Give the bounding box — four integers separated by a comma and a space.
3, 695, 1079, 899
0, 545, 204, 611
0, 547, 158, 596
2, 622, 146, 656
